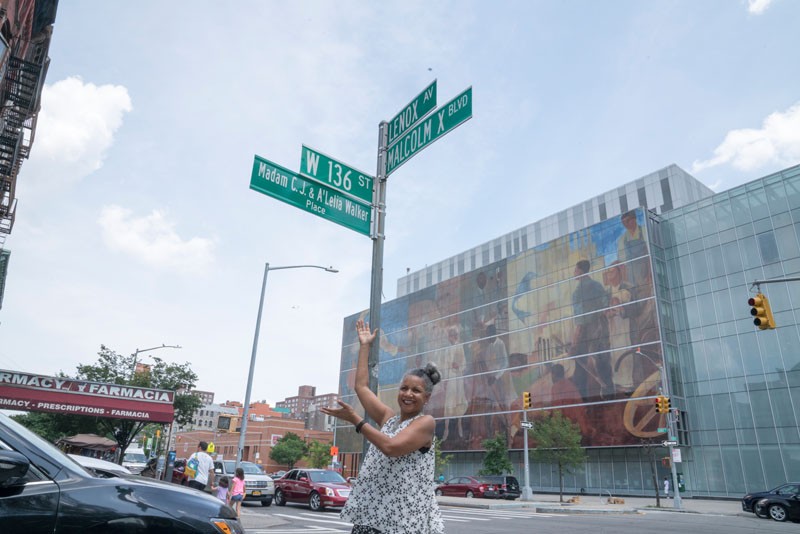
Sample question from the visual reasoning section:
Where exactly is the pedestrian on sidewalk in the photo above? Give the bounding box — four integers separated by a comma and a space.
663, 476, 670, 498
321, 319, 444, 534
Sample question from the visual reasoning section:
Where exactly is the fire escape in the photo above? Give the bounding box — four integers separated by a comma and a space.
0, 53, 46, 246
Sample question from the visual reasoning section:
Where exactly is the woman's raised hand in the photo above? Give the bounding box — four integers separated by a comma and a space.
356, 319, 377, 346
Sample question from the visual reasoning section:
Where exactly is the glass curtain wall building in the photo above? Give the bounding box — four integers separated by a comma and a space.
336, 163, 800, 497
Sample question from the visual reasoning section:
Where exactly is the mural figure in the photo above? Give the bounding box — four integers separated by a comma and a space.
441, 326, 468, 443
570, 259, 613, 401
603, 262, 634, 392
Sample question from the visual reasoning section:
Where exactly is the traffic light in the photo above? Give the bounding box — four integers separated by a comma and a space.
522, 391, 532, 409
749, 293, 776, 330
655, 396, 671, 414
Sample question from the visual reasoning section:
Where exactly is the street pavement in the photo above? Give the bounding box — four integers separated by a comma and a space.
238, 493, 745, 530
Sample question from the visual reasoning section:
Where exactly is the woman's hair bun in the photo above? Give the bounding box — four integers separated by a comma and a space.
423, 363, 441, 386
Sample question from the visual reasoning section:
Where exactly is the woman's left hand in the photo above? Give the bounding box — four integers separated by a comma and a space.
320, 400, 359, 425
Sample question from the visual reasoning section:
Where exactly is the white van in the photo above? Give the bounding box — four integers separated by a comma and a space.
121, 447, 148, 474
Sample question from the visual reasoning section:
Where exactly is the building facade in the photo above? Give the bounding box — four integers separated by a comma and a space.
336, 163, 800, 498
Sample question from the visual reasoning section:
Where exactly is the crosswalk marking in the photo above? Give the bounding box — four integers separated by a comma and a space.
272, 513, 352, 526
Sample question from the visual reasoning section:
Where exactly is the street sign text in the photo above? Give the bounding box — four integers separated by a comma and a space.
386, 86, 472, 176
387, 79, 437, 147
250, 155, 371, 236
299, 145, 374, 204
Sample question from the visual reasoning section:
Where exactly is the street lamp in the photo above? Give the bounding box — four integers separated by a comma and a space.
236, 263, 338, 467
131, 344, 182, 377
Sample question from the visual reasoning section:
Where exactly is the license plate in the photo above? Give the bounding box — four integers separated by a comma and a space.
251, 490, 261, 496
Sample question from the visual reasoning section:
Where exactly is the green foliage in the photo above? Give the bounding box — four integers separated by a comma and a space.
433, 437, 452, 478
530, 410, 586, 502
478, 432, 513, 475
305, 440, 333, 469
13, 345, 201, 461
270, 432, 308, 469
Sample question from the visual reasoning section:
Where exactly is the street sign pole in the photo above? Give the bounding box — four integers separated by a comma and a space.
363, 121, 388, 460
660, 366, 682, 509
522, 411, 532, 501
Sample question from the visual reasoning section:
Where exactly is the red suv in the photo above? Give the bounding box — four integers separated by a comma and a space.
274, 468, 351, 511
435, 476, 498, 498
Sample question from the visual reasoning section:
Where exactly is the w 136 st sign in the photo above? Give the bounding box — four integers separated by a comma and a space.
385, 86, 472, 176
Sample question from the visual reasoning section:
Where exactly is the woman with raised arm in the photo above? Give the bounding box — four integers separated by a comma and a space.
321, 319, 444, 534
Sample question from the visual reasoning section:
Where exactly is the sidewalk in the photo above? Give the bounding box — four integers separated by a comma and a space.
238, 493, 745, 530
436, 493, 744, 516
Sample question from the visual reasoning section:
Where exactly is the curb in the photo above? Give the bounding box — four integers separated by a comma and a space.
536, 506, 640, 515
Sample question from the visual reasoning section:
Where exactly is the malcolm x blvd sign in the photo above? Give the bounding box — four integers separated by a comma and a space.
0, 369, 175, 423
385, 86, 472, 176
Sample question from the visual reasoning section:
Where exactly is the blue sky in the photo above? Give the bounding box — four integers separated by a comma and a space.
1, 0, 798, 406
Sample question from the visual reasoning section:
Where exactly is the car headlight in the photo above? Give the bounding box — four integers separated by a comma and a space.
211, 518, 244, 534
325, 487, 335, 497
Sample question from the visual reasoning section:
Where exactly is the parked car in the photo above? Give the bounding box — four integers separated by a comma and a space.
742, 482, 800, 516
68, 453, 132, 478
750, 483, 800, 522
0, 412, 243, 534
479, 475, 521, 500
214, 459, 274, 506
435, 476, 498, 498
274, 468, 351, 511
171, 458, 190, 485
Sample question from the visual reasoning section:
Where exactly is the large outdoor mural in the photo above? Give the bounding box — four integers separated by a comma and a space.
338, 208, 666, 452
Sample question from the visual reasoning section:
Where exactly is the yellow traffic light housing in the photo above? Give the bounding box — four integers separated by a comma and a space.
749, 293, 776, 330
655, 396, 671, 414
522, 391, 532, 409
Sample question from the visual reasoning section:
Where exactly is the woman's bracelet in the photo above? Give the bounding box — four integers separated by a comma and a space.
355, 419, 367, 433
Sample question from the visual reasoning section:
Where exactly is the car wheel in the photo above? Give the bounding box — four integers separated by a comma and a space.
768, 504, 788, 522
274, 489, 286, 506
261, 497, 272, 507
309, 491, 323, 511
435, 489, 443, 496
466, 490, 474, 498
754, 506, 767, 519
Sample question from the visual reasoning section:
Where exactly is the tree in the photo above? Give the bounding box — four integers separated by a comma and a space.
13, 345, 203, 462
478, 432, 513, 475
270, 432, 308, 470
305, 440, 333, 469
530, 410, 586, 502
433, 437, 452, 480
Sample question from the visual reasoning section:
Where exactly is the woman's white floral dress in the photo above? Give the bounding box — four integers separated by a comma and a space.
340, 415, 444, 533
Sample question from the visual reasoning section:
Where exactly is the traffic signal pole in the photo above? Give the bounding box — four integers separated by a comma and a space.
522, 410, 532, 501
660, 366, 682, 510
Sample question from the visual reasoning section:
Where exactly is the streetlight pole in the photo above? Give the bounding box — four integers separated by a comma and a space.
131, 344, 182, 377
236, 262, 338, 468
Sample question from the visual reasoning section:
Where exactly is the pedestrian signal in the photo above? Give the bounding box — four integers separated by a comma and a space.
522, 391, 532, 409
749, 293, 775, 330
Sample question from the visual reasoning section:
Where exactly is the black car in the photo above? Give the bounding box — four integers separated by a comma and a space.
751, 484, 800, 522
742, 482, 800, 516
0, 412, 243, 534
479, 475, 522, 500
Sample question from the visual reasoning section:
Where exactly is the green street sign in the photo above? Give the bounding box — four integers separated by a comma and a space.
299, 145, 374, 204
386, 86, 472, 176
657, 427, 668, 433
250, 155, 371, 237
387, 79, 437, 147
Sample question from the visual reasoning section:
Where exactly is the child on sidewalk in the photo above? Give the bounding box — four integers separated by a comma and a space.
229, 467, 246, 517
212, 476, 229, 504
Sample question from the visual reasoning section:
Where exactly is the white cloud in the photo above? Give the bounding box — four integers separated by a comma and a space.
692, 101, 800, 173
747, 0, 773, 15
98, 205, 215, 274
26, 76, 132, 183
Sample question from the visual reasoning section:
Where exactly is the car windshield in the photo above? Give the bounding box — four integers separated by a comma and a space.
223, 460, 264, 475
0, 413, 87, 479
124, 452, 147, 463
309, 470, 346, 483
